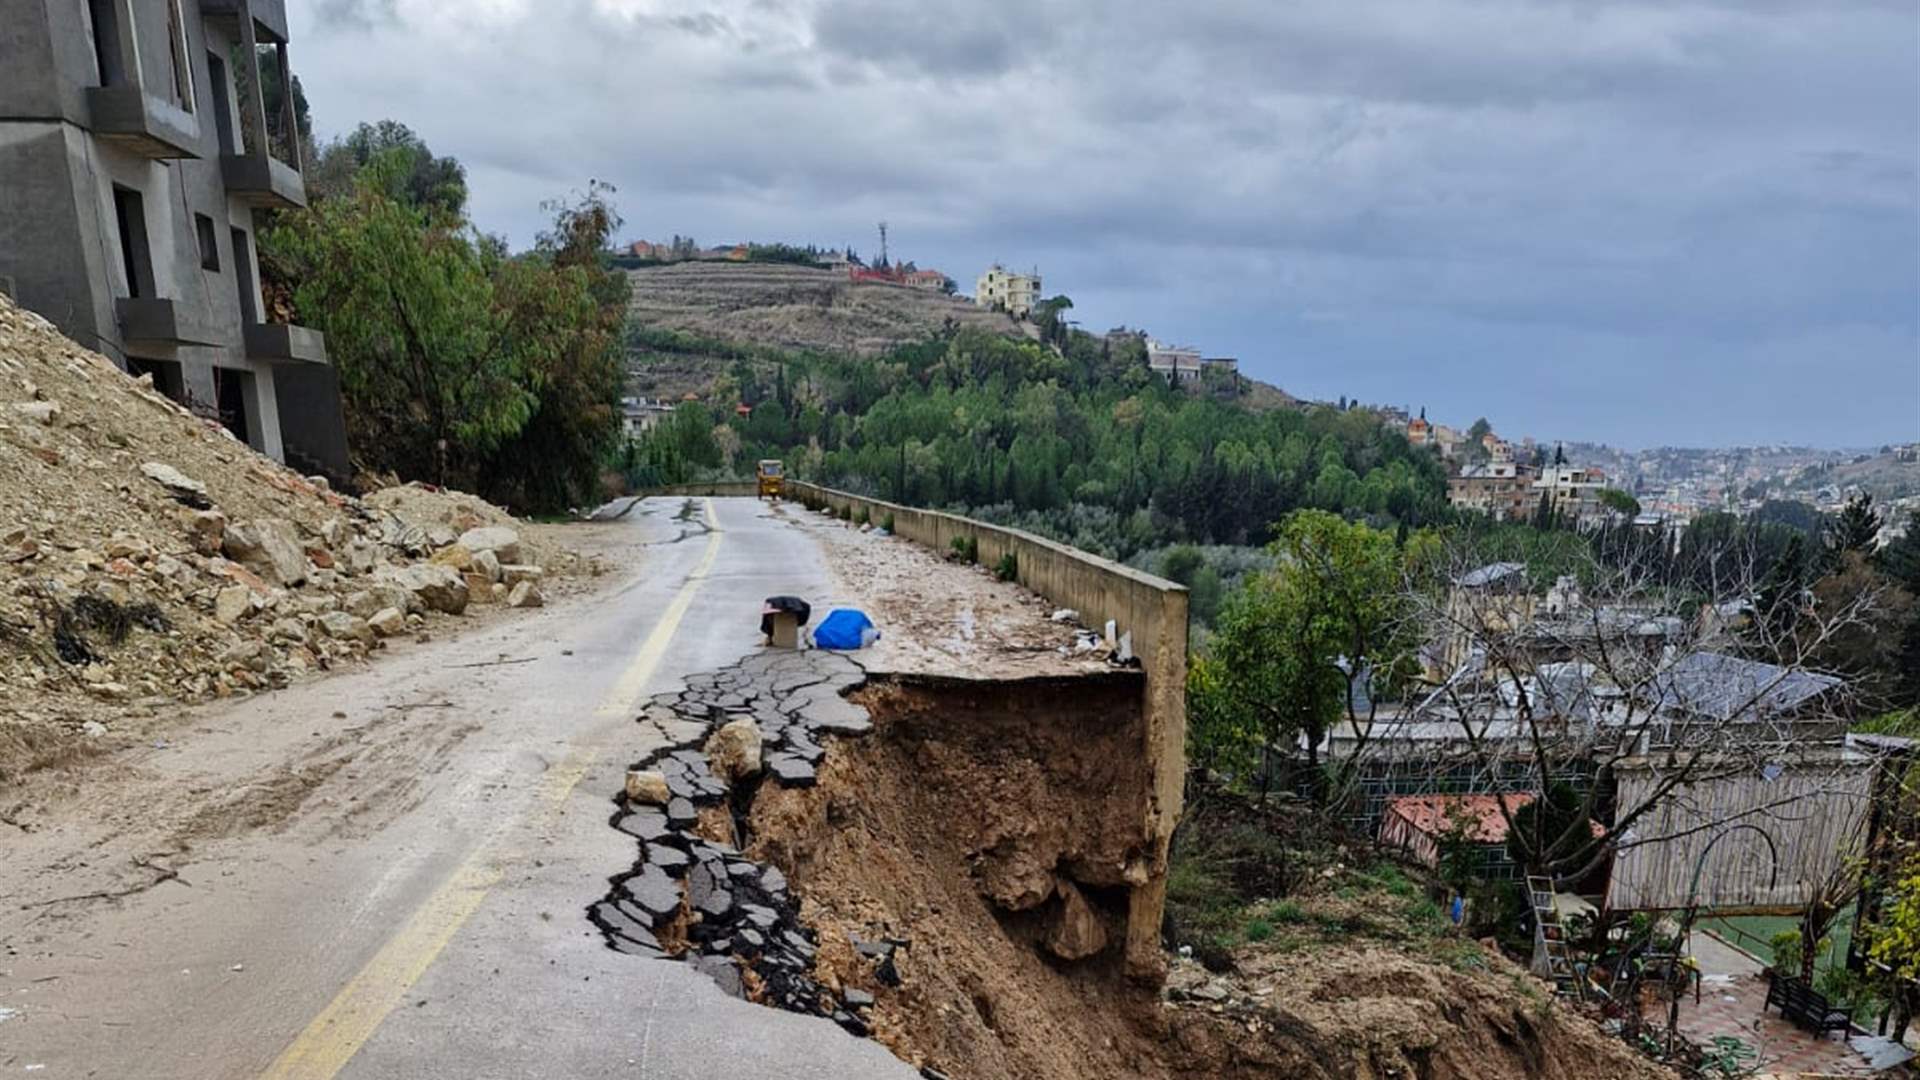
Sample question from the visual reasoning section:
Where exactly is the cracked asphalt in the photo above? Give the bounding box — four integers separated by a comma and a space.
0, 498, 916, 1080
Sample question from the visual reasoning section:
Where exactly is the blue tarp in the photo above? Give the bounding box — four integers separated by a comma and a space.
812, 608, 876, 650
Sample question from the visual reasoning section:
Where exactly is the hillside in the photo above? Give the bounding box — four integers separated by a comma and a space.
0, 293, 592, 782
1790, 445, 1920, 501
624, 262, 1035, 400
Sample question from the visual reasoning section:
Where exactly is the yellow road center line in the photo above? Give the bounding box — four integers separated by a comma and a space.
261, 499, 725, 1080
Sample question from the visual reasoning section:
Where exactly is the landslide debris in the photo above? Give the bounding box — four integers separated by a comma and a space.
744, 676, 1673, 1080
0, 293, 595, 781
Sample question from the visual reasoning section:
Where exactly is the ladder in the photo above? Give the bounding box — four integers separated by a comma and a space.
1528, 875, 1580, 997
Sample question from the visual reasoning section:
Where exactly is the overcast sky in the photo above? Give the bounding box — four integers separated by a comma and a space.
292, 0, 1918, 450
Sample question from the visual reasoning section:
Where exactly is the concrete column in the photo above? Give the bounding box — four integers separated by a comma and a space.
273, 41, 300, 171
103, 0, 142, 89
235, 5, 269, 159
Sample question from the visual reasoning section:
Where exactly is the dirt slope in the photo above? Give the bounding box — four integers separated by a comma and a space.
0, 293, 595, 782
628, 262, 1033, 356
625, 262, 1037, 401
743, 676, 1668, 1080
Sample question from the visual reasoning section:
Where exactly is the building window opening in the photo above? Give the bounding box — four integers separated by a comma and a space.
230, 227, 259, 324
165, 0, 196, 112
207, 50, 237, 154
111, 186, 154, 299
86, 0, 124, 86
127, 357, 186, 404
214, 367, 256, 448
195, 214, 220, 272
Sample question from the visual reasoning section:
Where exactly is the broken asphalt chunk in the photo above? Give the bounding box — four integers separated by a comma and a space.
766, 754, 816, 787
620, 866, 683, 925
615, 809, 671, 842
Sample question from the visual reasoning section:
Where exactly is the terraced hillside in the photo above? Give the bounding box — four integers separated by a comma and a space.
624, 262, 1036, 400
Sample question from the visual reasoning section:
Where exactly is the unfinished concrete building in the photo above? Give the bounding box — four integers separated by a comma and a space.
0, 0, 349, 478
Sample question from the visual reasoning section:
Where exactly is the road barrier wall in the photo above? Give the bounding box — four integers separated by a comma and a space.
781, 481, 1189, 979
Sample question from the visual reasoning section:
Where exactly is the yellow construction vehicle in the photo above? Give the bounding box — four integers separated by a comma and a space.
756, 459, 784, 499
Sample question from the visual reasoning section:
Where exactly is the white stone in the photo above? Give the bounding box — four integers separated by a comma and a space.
472, 548, 502, 583
456, 526, 521, 565
213, 584, 252, 625
140, 462, 208, 501
317, 612, 373, 644
506, 580, 542, 608
375, 564, 469, 615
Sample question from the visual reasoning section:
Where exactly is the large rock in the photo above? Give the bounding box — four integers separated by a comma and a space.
341, 539, 381, 576
213, 584, 251, 625
456, 526, 521, 565
367, 607, 406, 637
140, 462, 209, 505
704, 718, 763, 785
375, 564, 469, 615
226, 518, 307, 587
500, 564, 543, 586
471, 548, 502, 583
1045, 880, 1108, 961
180, 509, 227, 556
625, 769, 670, 805
429, 544, 474, 572
317, 612, 373, 644
505, 580, 543, 608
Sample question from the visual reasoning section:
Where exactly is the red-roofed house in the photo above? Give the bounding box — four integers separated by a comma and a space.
1379, 793, 1604, 880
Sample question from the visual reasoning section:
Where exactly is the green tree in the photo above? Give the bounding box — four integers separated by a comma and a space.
310, 120, 468, 218
265, 150, 531, 484
477, 181, 630, 511
1185, 655, 1259, 779
1505, 782, 1600, 882
1828, 493, 1882, 557
1597, 488, 1640, 518
1201, 511, 1410, 801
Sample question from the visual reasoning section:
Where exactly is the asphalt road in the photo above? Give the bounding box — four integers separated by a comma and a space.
0, 498, 917, 1080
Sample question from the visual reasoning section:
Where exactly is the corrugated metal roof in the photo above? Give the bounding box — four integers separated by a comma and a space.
1648, 651, 1842, 722
1455, 561, 1528, 588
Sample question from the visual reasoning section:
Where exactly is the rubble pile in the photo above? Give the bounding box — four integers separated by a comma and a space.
591, 650, 880, 1035
0, 293, 589, 779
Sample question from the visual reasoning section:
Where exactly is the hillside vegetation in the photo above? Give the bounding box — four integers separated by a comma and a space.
623, 324, 1450, 559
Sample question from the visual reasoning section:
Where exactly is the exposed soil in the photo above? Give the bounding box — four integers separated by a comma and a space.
0, 290, 603, 784
627, 262, 1034, 358
743, 675, 1677, 1080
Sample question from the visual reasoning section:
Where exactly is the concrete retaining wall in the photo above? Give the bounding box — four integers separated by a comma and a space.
782, 481, 1189, 979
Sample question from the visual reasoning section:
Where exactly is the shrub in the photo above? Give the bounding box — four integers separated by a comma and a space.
995, 552, 1018, 581
882, 513, 896, 533
1770, 929, 1803, 973
1268, 899, 1308, 925
854, 507, 869, 526
1243, 918, 1274, 943
950, 535, 978, 563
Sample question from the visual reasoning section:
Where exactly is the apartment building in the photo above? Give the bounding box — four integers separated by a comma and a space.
1449, 459, 1538, 521
0, 0, 349, 477
1534, 463, 1606, 524
1145, 339, 1201, 382
974, 264, 1041, 317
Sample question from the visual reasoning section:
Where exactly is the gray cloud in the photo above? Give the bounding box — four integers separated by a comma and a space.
289, 0, 1919, 447
310, 0, 397, 30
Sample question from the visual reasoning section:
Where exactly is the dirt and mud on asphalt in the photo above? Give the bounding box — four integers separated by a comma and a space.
777, 501, 1106, 681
